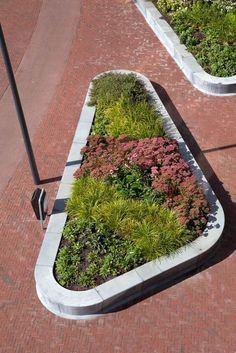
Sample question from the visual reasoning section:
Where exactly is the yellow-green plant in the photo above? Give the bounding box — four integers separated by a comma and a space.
101, 96, 165, 139
66, 176, 120, 220
66, 177, 191, 262
89, 72, 165, 139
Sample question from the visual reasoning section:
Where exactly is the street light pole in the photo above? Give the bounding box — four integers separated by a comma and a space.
0, 23, 40, 184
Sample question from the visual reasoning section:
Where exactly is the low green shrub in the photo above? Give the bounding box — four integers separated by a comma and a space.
154, 0, 236, 76
156, 0, 236, 13
88, 72, 150, 107
208, 0, 236, 13
55, 218, 144, 288
55, 242, 82, 286
157, 0, 184, 13
108, 164, 151, 199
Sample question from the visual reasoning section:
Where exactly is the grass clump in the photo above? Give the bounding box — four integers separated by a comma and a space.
66, 176, 120, 220
66, 177, 188, 254
55, 176, 191, 289
100, 96, 165, 139
88, 73, 165, 139
93, 197, 192, 260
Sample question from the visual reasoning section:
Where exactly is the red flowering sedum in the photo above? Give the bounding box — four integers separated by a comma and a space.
74, 135, 209, 236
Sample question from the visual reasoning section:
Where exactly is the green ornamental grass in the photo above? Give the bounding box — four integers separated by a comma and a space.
65, 177, 191, 260
56, 176, 192, 287
100, 96, 165, 139
89, 73, 165, 139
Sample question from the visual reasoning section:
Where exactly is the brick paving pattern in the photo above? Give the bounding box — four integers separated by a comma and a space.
0, 0, 42, 99
0, 0, 236, 352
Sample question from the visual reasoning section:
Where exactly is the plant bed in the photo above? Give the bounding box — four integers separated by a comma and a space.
152, 0, 236, 77
35, 70, 224, 319
135, 0, 236, 95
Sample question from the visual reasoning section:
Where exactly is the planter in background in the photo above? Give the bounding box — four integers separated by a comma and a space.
135, 0, 236, 96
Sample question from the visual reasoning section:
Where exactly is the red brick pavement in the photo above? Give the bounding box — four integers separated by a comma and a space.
0, 0, 236, 352
0, 0, 42, 99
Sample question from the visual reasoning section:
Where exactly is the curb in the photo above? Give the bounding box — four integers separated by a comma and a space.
135, 0, 236, 96
34, 70, 225, 320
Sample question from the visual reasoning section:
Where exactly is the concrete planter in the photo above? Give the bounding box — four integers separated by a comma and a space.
135, 0, 236, 96
34, 70, 225, 320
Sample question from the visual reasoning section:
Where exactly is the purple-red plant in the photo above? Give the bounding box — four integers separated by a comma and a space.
74, 135, 137, 179
74, 135, 209, 236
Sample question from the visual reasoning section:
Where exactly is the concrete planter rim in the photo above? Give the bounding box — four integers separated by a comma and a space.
34, 69, 225, 320
134, 0, 236, 96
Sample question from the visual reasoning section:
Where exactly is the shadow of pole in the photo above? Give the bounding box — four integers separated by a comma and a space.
203, 143, 236, 154
39, 176, 62, 184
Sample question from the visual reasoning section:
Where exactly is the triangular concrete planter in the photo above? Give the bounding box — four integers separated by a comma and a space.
34, 70, 224, 320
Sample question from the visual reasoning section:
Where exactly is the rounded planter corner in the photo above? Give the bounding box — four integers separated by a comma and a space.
135, 0, 236, 96
34, 70, 225, 320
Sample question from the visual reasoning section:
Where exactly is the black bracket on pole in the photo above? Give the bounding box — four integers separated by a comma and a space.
0, 23, 40, 185
31, 188, 48, 230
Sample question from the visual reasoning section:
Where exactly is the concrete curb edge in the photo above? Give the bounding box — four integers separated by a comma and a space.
135, 0, 236, 96
34, 70, 225, 320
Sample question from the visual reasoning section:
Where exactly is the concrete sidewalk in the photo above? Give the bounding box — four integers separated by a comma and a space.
0, 0, 236, 352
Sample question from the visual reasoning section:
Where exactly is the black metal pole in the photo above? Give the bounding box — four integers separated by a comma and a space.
0, 23, 40, 184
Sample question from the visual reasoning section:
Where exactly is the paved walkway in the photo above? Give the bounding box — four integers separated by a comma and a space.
0, 1, 236, 352
0, 0, 81, 194
0, 0, 42, 99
